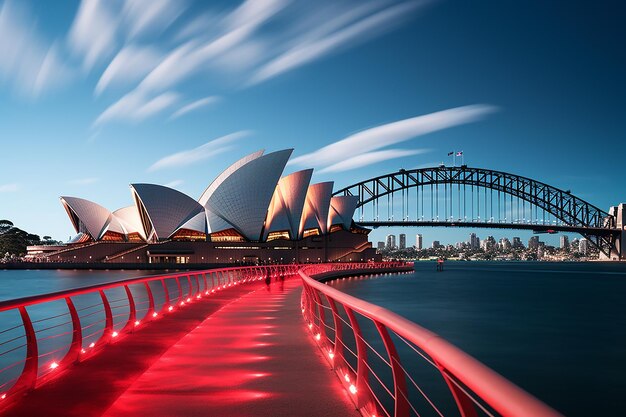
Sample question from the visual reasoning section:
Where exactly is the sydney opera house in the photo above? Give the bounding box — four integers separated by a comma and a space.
28, 149, 379, 265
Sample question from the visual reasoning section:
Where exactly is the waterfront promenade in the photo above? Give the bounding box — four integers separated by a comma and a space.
2, 278, 357, 417
0, 263, 562, 417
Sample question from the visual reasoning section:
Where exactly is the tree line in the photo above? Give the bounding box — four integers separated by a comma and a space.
0, 220, 60, 259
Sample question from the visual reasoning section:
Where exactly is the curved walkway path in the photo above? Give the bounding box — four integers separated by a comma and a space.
4, 279, 357, 417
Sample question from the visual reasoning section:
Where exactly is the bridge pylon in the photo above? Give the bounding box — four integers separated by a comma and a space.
602, 203, 626, 261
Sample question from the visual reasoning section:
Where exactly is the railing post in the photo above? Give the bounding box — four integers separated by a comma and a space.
373, 320, 409, 417
202, 273, 208, 292
99, 290, 113, 343
176, 277, 183, 303
195, 274, 200, 293
327, 297, 344, 368
161, 279, 170, 308
436, 361, 478, 417
121, 285, 137, 332
345, 306, 369, 410
60, 297, 82, 366
311, 289, 327, 343
11, 306, 38, 393
144, 282, 155, 318
186, 275, 193, 298
211, 272, 216, 289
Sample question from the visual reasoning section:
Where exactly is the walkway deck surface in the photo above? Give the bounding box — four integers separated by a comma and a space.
5, 279, 358, 417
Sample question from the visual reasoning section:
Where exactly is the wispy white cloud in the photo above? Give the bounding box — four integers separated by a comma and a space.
248, 1, 426, 85
0, 2, 72, 96
170, 96, 220, 120
290, 105, 498, 169
318, 149, 428, 173
148, 131, 251, 172
68, 0, 118, 71
95, 45, 163, 96
122, 0, 185, 40
94, 90, 180, 126
67, 177, 99, 185
137, 0, 287, 94
164, 179, 184, 189
0, 183, 19, 193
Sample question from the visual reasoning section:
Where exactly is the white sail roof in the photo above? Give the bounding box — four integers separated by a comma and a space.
60, 196, 112, 240
203, 149, 293, 241
299, 182, 334, 237
264, 169, 313, 240
130, 184, 204, 240
177, 210, 207, 234
198, 150, 264, 206
112, 206, 146, 240
328, 196, 359, 230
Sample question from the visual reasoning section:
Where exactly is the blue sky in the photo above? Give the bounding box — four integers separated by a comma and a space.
0, 0, 624, 246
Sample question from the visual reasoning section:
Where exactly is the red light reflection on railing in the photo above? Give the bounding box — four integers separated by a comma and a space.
0, 264, 298, 404
299, 263, 563, 417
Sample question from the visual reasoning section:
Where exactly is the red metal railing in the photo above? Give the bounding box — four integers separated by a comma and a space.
299, 264, 563, 417
0, 264, 298, 402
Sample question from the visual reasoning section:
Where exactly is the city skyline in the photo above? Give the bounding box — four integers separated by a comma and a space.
1, 0, 625, 243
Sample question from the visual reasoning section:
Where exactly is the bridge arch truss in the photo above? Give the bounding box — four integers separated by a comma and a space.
333, 166, 618, 257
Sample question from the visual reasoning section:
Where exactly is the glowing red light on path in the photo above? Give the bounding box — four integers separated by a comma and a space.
112, 331, 119, 338
315, 333, 321, 341
186, 298, 191, 303
344, 374, 350, 382
50, 362, 59, 370
349, 384, 357, 394
135, 320, 140, 326
1, 394, 6, 400
89, 342, 95, 348
153, 312, 158, 318
168, 306, 174, 312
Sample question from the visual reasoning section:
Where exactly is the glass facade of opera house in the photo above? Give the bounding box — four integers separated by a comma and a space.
27, 149, 379, 265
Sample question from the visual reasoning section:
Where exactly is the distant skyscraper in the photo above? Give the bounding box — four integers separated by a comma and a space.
415, 234, 423, 250
560, 235, 569, 251
377, 241, 385, 250
528, 236, 540, 250
469, 233, 479, 249
399, 233, 406, 249
579, 238, 589, 255
386, 234, 396, 250
500, 237, 512, 250
432, 240, 440, 249
512, 237, 523, 248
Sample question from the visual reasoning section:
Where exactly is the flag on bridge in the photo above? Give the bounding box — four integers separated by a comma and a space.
447, 151, 454, 156
456, 151, 463, 156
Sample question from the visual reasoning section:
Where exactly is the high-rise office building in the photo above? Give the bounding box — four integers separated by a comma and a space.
377, 241, 385, 250
512, 237, 523, 248
415, 234, 423, 249
386, 234, 396, 250
469, 233, 479, 249
528, 236, 540, 250
579, 238, 589, 255
399, 234, 406, 249
432, 240, 440, 249
560, 235, 569, 251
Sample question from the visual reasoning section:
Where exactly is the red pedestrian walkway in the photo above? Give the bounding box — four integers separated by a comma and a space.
103, 278, 357, 416
3, 278, 357, 416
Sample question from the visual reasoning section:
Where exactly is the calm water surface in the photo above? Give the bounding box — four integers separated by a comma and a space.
329, 261, 626, 416
0, 269, 184, 300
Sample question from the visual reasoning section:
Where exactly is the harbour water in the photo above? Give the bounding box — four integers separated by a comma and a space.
0, 269, 182, 300
329, 261, 626, 416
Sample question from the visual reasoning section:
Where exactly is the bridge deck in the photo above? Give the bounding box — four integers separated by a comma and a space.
4, 279, 357, 417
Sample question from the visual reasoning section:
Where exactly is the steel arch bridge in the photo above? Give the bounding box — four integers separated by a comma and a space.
333, 165, 621, 258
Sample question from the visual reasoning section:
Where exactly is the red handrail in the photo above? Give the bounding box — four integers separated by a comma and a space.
0, 264, 300, 404
299, 264, 563, 417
